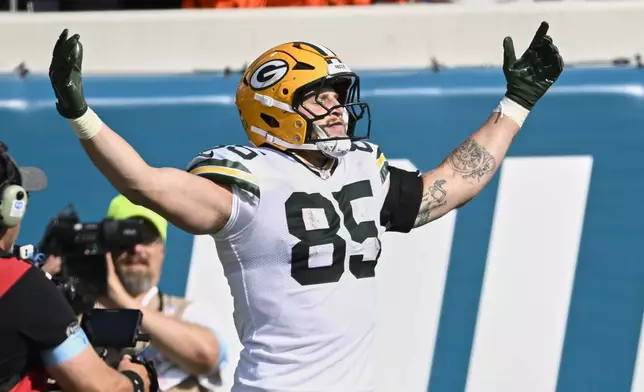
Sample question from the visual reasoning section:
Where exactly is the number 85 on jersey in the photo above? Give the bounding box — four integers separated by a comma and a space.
285, 179, 383, 287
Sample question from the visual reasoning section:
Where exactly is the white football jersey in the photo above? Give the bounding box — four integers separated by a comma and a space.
186, 142, 391, 392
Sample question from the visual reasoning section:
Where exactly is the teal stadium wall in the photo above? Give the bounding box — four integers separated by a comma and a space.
2, 66, 644, 392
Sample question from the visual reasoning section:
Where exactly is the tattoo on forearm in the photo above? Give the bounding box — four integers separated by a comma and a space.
446, 138, 496, 182
414, 139, 496, 227
415, 179, 448, 226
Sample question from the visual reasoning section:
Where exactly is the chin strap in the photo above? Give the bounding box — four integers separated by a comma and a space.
249, 125, 352, 158
311, 124, 352, 158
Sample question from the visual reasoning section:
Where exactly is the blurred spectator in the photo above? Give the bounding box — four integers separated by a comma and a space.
0, 0, 48, 10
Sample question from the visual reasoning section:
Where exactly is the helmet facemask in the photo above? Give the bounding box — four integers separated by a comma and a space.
292, 73, 371, 158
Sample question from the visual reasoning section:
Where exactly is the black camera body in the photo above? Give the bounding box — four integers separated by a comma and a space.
81, 307, 160, 392
38, 204, 147, 313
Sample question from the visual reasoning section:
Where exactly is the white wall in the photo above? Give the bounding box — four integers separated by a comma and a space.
1, 2, 643, 74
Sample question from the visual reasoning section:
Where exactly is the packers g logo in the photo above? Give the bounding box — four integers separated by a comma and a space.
250, 60, 289, 90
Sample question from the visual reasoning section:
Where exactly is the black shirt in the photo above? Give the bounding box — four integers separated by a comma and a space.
0, 252, 78, 387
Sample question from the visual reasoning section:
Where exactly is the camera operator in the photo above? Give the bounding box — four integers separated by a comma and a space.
97, 194, 227, 391
0, 143, 151, 392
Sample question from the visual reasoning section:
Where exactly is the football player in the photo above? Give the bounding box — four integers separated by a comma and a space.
48, 22, 563, 392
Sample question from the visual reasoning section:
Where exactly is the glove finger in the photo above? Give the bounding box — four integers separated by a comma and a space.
537, 45, 563, 80
531, 35, 553, 50
551, 53, 564, 79
52, 29, 69, 57
541, 40, 563, 78
503, 37, 516, 70
61, 34, 80, 64
557, 49, 564, 73
530, 35, 552, 49
69, 36, 83, 72
529, 21, 549, 48
547, 39, 559, 54
529, 51, 545, 79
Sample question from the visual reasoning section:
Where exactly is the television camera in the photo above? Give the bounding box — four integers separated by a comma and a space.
37, 204, 155, 312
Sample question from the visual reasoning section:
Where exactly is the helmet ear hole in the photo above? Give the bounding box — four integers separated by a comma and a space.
293, 62, 315, 71
260, 113, 280, 128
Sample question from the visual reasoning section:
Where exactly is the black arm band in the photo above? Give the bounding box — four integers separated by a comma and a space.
121, 370, 145, 392
380, 166, 424, 233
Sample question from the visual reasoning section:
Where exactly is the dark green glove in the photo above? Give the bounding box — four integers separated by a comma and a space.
503, 21, 564, 110
49, 29, 88, 119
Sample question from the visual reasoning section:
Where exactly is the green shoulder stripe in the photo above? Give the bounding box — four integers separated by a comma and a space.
188, 158, 260, 198
375, 147, 389, 183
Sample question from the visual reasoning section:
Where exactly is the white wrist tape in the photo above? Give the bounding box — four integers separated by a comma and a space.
493, 97, 530, 127
68, 107, 103, 140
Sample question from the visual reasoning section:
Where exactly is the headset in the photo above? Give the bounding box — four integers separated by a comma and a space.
0, 145, 28, 228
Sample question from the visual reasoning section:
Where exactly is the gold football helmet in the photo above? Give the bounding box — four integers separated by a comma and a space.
235, 42, 371, 158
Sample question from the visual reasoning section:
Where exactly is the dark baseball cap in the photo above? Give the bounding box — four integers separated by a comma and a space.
0, 142, 47, 192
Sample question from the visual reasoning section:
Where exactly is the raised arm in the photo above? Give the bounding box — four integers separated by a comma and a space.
413, 21, 564, 228
78, 125, 233, 235
48, 29, 232, 235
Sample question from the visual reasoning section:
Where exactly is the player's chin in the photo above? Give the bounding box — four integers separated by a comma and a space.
323, 124, 348, 138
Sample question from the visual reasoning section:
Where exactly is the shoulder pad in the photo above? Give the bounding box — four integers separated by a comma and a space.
350, 141, 389, 184
186, 145, 263, 198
